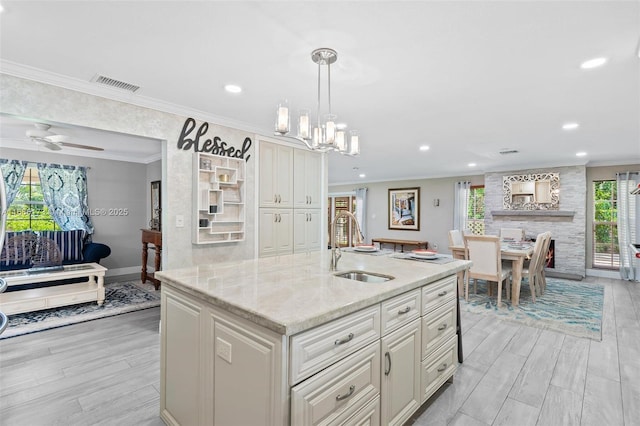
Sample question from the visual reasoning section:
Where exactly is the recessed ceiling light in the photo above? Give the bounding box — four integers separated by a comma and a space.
580, 57, 608, 69
0, 4, 4, 12
562, 122, 580, 130
576, 152, 587, 157
468, 163, 476, 167
359, 173, 366, 178
419, 145, 430, 151
224, 84, 242, 94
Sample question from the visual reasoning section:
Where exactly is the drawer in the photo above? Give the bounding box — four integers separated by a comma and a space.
290, 305, 381, 385
331, 395, 380, 426
421, 275, 456, 315
48, 291, 97, 308
421, 299, 456, 359
421, 335, 457, 403
291, 342, 381, 426
0, 297, 47, 315
380, 289, 421, 336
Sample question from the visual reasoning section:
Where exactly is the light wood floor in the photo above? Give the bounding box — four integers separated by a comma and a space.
0, 276, 638, 426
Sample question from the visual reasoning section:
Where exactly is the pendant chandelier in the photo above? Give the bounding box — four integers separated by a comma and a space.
274, 48, 360, 156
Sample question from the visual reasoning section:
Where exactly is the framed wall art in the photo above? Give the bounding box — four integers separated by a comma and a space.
150, 180, 161, 231
388, 187, 420, 230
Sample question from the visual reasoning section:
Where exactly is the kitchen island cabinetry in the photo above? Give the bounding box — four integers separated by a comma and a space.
157, 252, 470, 425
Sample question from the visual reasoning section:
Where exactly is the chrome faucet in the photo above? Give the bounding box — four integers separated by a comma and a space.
330, 210, 364, 270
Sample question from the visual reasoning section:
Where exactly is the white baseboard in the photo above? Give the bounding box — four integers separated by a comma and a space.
105, 266, 140, 277
586, 268, 620, 279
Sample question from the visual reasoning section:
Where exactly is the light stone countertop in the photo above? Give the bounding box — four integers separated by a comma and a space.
155, 251, 471, 336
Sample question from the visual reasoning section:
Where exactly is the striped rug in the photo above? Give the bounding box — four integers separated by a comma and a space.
461, 277, 604, 341
0, 280, 160, 339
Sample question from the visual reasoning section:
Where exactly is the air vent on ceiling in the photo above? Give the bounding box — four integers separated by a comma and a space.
91, 74, 140, 93
499, 149, 519, 155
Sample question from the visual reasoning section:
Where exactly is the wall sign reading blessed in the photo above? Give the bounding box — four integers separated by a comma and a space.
177, 117, 252, 162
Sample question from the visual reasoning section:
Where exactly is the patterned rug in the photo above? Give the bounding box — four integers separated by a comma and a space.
0, 280, 160, 339
461, 277, 604, 341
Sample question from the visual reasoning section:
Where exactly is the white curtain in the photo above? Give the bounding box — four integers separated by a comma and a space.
453, 181, 470, 232
617, 172, 639, 281
355, 188, 368, 242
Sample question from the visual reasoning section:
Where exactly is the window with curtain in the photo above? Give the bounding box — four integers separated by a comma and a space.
6, 166, 60, 231
2, 160, 94, 234
593, 180, 619, 270
467, 185, 485, 235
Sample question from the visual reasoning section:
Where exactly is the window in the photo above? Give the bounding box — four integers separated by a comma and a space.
467, 185, 485, 235
6, 166, 60, 232
593, 180, 619, 269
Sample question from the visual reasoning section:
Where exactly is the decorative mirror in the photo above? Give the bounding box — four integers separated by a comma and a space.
503, 173, 559, 210
150, 180, 161, 230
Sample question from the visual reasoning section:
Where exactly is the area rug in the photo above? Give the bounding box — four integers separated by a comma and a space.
461, 277, 604, 341
0, 280, 160, 340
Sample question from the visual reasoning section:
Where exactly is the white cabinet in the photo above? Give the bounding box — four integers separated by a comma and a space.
294, 149, 322, 209
193, 153, 246, 244
161, 286, 286, 426
259, 209, 294, 257
294, 209, 322, 253
260, 141, 293, 208
259, 140, 323, 258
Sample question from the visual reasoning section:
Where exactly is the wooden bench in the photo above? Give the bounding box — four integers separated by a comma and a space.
371, 238, 428, 252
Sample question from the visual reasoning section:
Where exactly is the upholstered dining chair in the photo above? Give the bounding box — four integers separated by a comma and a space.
500, 228, 525, 242
448, 229, 467, 294
448, 229, 464, 247
464, 235, 512, 307
517, 232, 548, 303
537, 232, 552, 294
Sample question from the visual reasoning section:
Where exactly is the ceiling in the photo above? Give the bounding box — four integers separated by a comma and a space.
0, 1, 638, 183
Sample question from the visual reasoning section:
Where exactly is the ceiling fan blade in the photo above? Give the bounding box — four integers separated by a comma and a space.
40, 140, 63, 151
45, 134, 71, 143
60, 142, 104, 151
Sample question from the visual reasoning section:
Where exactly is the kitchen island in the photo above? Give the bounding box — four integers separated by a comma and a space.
156, 251, 470, 426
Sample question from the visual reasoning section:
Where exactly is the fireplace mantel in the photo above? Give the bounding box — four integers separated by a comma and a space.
491, 210, 575, 218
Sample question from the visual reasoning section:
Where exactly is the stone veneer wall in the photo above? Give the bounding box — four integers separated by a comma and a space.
484, 165, 587, 278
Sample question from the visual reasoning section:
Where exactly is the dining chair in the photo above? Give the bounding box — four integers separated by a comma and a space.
464, 235, 512, 307
518, 232, 548, 303
448, 230, 467, 294
537, 231, 552, 294
500, 228, 525, 242
448, 229, 464, 247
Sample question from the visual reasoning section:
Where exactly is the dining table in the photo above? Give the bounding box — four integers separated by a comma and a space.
449, 242, 535, 307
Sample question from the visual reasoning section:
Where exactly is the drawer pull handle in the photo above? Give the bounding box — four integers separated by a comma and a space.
385, 352, 391, 376
438, 291, 448, 297
334, 333, 354, 346
398, 306, 411, 315
336, 385, 355, 401
438, 324, 447, 331
437, 363, 448, 373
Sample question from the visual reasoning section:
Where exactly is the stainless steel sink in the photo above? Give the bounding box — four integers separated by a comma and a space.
334, 271, 395, 283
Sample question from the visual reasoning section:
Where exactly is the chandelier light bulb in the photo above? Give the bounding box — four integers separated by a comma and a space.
298, 109, 310, 140
335, 130, 346, 152
349, 130, 360, 156
275, 100, 289, 134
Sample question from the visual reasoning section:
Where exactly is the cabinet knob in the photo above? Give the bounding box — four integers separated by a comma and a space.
437, 363, 448, 373
438, 291, 448, 297
437, 324, 447, 331
397, 306, 411, 315
384, 352, 391, 376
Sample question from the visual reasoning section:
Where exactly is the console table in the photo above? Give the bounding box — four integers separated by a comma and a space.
141, 229, 162, 290
0, 263, 107, 315
371, 237, 428, 252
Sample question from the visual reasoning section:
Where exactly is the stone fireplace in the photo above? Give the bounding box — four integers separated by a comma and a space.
484, 165, 586, 279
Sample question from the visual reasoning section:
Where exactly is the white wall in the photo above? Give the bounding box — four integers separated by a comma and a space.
330, 174, 483, 254
1, 73, 257, 270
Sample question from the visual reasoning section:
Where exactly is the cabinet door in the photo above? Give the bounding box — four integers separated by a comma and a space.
259, 142, 293, 208
161, 289, 204, 426
380, 319, 422, 426
294, 150, 322, 208
294, 209, 322, 253
259, 209, 293, 257
275, 144, 294, 208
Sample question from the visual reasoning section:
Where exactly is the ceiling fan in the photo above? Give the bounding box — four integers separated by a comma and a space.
26, 123, 104, 151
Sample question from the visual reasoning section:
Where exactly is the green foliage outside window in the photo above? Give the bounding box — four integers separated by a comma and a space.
5, 167, 60, 232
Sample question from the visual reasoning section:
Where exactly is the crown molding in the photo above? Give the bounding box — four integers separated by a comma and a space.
0, 60, 269, 136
